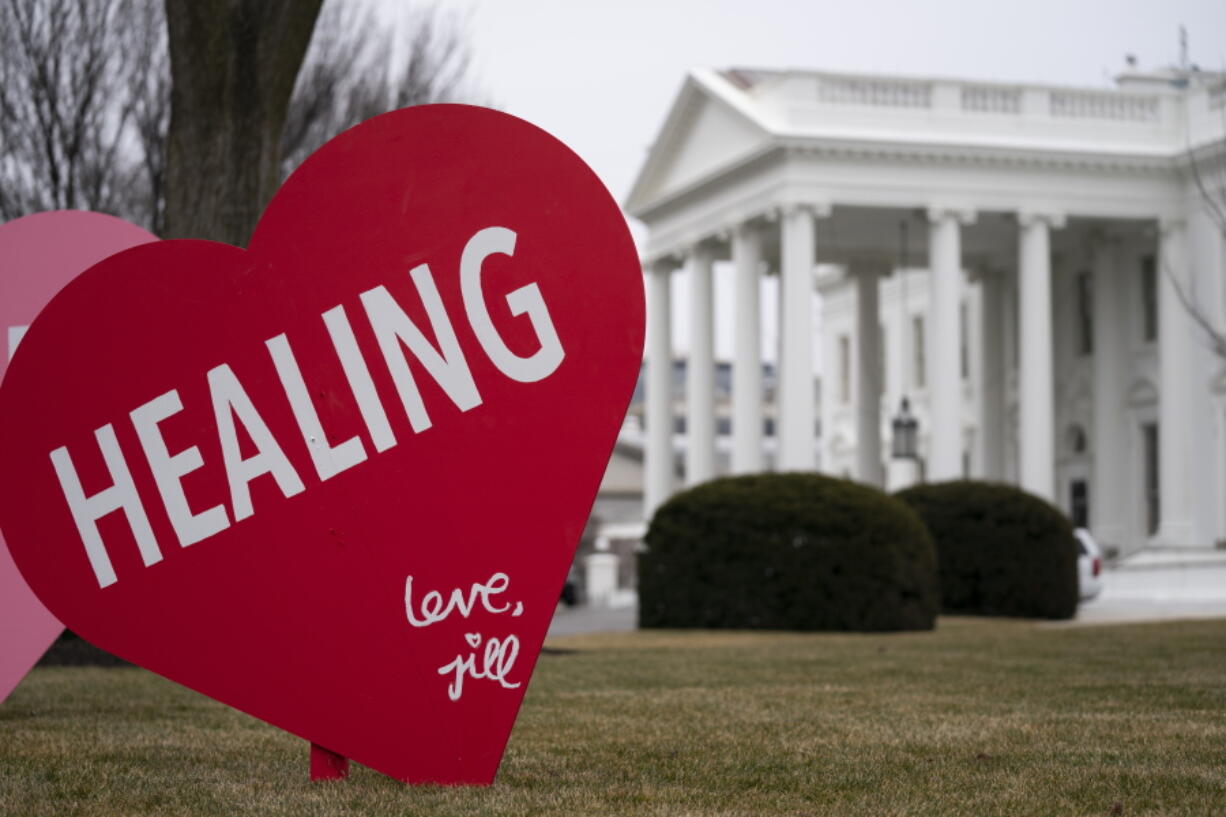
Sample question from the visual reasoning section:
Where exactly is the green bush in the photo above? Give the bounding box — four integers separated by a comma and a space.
895, 480, 1078, 620
638, 473, 938, 631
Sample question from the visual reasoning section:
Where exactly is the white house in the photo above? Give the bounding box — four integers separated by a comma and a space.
625, 63, 1226, 558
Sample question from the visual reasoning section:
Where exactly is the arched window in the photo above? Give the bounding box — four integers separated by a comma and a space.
1066, 424, 1088, 455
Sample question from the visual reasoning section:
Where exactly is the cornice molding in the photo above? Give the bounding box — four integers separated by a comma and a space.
782, 137, 1177, 175
632, 136, 1180, 224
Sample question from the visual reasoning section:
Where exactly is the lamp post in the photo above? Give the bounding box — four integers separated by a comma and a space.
888, 396, 923, 490
887, 218, 923, 491
891, 397, 918, 459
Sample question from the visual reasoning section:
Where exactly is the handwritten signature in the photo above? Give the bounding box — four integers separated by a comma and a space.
404, 571, 525, 701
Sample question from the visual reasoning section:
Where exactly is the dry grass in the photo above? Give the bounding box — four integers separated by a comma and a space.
2, 617, 1224, 816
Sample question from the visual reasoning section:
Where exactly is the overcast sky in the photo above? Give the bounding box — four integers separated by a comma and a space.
378, 0, 1226, 361
447, 0, 1226, 208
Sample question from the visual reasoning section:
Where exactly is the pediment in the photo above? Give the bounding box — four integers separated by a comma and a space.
625, 73, 771, 216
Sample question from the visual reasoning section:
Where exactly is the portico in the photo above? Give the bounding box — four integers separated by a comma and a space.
627, 66, 1226, 556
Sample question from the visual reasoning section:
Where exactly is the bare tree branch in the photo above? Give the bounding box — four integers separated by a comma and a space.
1163, 255, 1226, 359
0, 0, 482, 237
0, 0, 166, 226
1172, 69, 1226, 361
280, 0, 479, 179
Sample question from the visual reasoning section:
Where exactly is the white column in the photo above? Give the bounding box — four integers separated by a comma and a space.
685, 244, 716, 486
778, 204, 822, 471
644, 262, 675, 518
1156, 217, 1195, 546
1203, 212, 1226, 547
853, 264, 883, 486
1188, 206, 1223, 548
1018, 211, 1062, 501
926, 208, 971, 481
731, 222, 764, 474
1091, 233, 1127, 550
978, 269, 1005, 480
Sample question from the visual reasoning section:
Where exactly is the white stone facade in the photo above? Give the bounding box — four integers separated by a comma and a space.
626, 65, 1226, 556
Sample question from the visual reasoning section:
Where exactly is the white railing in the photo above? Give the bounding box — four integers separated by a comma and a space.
818, 77, 931, 108
803, 72, 1178, 127
961, 85, 1021, 114
1049, 90, 1160, 122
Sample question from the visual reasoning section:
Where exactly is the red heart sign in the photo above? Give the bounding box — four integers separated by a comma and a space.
0, 105, 644, 784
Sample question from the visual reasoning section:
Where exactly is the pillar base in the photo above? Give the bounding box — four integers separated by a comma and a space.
1154, 520, 1198, 549
887, 458, 922, 493
584, 552, 620, 607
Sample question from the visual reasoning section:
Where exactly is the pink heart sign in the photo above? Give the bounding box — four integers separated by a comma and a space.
0, 211, 157, 703
0, 106, 644, 783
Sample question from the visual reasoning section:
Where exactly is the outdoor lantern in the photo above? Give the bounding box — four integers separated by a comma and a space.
891, 397, 918, 459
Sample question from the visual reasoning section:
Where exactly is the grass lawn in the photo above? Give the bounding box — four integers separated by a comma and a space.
2, 617, 1224, 816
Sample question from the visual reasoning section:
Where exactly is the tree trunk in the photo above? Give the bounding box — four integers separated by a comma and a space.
163, 0, 321, 245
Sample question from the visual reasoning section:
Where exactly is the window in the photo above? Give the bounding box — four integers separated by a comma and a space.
1070, 479, 1089, 528
879, 324, 887, 394
1143, 422, 1160, 535
1141, 255, 1158, 342
912, 316, 926, 388
1010, 284, 1019, 367
838, 335, 851, 404
1077, 271, 1094, 355
1067, 425, 1087, 455
959, 301, 969, 381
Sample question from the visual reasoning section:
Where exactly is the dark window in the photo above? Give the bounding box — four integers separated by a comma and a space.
1141, 255, 1158, 342
1077, 271, 1094, 355
838, 335, 851, 404
1011, 285, 1019, 367
959, 302, 969, 380
1067, 425, 1087, 455
1070, 479, 1089, 528
1143, 422, 1160, 535
879, 324, 887, 394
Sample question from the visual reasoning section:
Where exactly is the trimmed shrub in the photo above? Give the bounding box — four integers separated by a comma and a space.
638, 473, 938, 631
895, 480, 1078, 620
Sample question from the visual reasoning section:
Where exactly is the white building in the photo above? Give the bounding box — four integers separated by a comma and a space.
626, 64, 1226, 557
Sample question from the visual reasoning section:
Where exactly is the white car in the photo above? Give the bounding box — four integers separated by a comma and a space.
1074, 528, 1104, 602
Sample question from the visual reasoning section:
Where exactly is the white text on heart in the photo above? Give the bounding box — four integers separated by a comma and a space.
48, 226, 565, 588
405, 571, 524, 627
404, 572, 526, 701
437, 634, 521, 702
